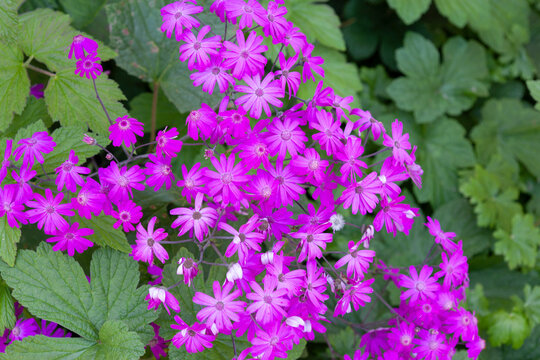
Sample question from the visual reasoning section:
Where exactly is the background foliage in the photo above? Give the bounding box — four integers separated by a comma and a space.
0, 0, 539, 359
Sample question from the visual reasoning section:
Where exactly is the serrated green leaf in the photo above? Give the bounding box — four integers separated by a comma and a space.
488, 310, 530, 348
465, 284, 490, 318
471, 99, 540, 178
387, 0, 431, 25
387, 33, 488, 123
5, 97, 53, 138
0, 216, 22, 267
75, 215, 131, 253
328, 327, 357, 356
0, 43, 30, 132
0, 280, 15, 332
59, 0, 108, 29
45, 68, 127, 136
286, 0, 345, 51
89, 248, 156, 344
94, 320, 146, 360
460, 165, 522, 231
106, 0, 221, 113
434, 0, 491, 28
526, 80, 540, 110
494, 214, 540, 269
1, 243, 97, 339
0, 335, 96, 360
523, 284, 540, 327
0, 0, 18, 45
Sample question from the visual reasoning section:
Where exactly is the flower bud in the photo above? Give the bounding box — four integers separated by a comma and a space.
106, 153, 113, 160
204, 148, 214, 159
177, 257, 199, 287
149, 286, 166, 303
226, 263, 243, 282
261, 251, 274, 265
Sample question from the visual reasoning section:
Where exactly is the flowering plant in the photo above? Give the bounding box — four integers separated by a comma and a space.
0, 0, 498, 359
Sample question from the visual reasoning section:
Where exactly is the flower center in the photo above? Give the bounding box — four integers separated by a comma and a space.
147, 237, 155, 247
428, 340, 439, 351
84, 60, 93, 69
308, 160, 319, 171
3, 201, 12, 213
401, 335, 411, 346
276, 176, 285, 185
193, 42, 202, 50
355, 185, 363, 194
306, 234, 314, 243
269, 336, 279, 346
215, 301, 225, 310
190, 110, 201, 121
261, 186, 272, 198
118, 175, 130, 187
160, 165, 171, 175
120, 211, 131, 221
221, 172, 233, 184
62, 162, 74, 172
77, 193, 88, 205
254, 144, 267, 156
267, 14, 275, 22
281, 69, 289, 78
119, 119, 130, 129
187, 329, 196, 337
192, 211, 202, 220
212, 67, 220, 75
238, 233, 246, 242
255, 88, 264, 97
263, 295, 272, 304
415, 281, 426, 292
175, 12, 183, 19
11, 326, 20, 337
280, 129, 292, 140
394, 140, 401, 149
46, 205, 56, 214
241, 51, 250, 59
73, 35, 84, 44
65, 232, 75, 240
244, 5, 253, 13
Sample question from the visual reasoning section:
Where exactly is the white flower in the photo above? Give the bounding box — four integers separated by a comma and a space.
329, 213, 345, 232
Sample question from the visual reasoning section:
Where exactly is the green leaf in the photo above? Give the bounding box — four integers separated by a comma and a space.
19, 8, 116, 72
494, 214, 540, 269
106, 0, 221, 113
59, 0, 108, 29
45, 68, 127, 136
0, 280, 15, 332
387, 33, 488, 123
129, 91, 186, 132
0, 216, 22, 267
285, 0, 345, 51
387, 0, 431, 25
488, 310, 531, 348
5, 97, 53, 138
0, 42, 30, 132
523, 284, 540, 327
328, 327, 357, 356
1, 244, 156, 343
0, 0, 18, 45
0, 335, 96, 360
75, 215, 131, 254
460, 165, 522, 231
434, 0, 491, 28
471, 99, 540, 178
526, 80, 540, 110
94, 320, 146, 360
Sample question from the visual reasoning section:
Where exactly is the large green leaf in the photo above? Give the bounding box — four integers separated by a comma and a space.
0, 43, 30, 132
0, 216, 22, 267
387, 33, 488, 123
523, 284, 540, 327
285, 0, 345, 51
494, 214, 540, 270
0, 244, 156, 343
75, 215, 131, 254
5, 97, 53, 138
59, 0, 108, 29
387, 0, 431, 25
0, 0, 18, 45
434, 0, 491, 28
0, 280, 15, 332
471, 99, 540, 178
93, 320, 146, 360
105, 0, 221, 113
488, 310, 531, 348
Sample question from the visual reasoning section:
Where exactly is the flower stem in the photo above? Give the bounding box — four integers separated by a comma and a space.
26, 64, 55, 77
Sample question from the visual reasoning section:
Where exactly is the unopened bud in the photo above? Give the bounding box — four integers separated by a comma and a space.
226, 263, 243, 282
83, 134, 96, 145
204, 148, 214, 159
106, 153, 113, 160
261, 251, 274, 265
149, 287, 166, 303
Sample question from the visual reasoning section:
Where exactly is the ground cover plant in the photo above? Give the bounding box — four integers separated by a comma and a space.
0, 0, 538, 359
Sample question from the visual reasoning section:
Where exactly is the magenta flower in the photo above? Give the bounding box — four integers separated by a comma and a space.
276, 52, 301, 98
248, 323, 294, 360
69, 34, 98, 60
186, 103, 216, 141
425, 216, 458, 252
225, 0, 266, 29
145, 154, 174, 191
12, 167, 35, 204
46, 222, 94, 256
55, 150, 90, 192
14, 131, 56, 169
193, 281, 246, 332
291, 223, 333, 263
334, 137, 367, 182
179, 25, 221, 70
312, 110, 344, 156
339, 172, 381, 215
112, 200, 143, 232
280, 22, 307, 53
436, 250, 468, 289
261, 2, 289, 39
223, 30, 267, 78
334, 278, 374, 316
378, 157, 408, 198
8, 318, 39, 342
146, 287, 180, 315
399, 265, 440, 304
75, 54, 102, 79
303, 260, 329, 307
382, 119, 412, 165
100, 162, 145, 202
191, 55, 235, 95
290, 148, 328, 185
177, 163, 206, 203
301, 44, 325, 82
205, 154, 249, 205
266, 116, 307, 159
414, 329, 449, 360
235, 73, 284, 119
0, 139, 12, 182
221, 106, 250, 139
267, 161, 305, 206
334, 241, 375, 280
26, 189, 73, 235
350, 108, 385, 140
160, 0, 203, 41
177, 257, 199, 286
71, 178, 106, 219
156, 127, 183, 159
39, 320, 71, 338
0, 185, 27, 228
220, 215, 264, 262
373, 195, 414, 236
132, 216, 169, 264
170, 192, 218, 241
109, 115, 144, 148
246, 276, 290, 324
171, 318, 215, 353
147, 324, 167, 359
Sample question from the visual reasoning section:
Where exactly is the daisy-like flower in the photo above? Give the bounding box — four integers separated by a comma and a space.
350, 108, 385, 140
75, 54, 102, 79
220, 215, 265, 262
221, 106, 250, 138
425, 216, 458, 252
266, 116, 307, 159
13, 131, 56, 170
46, 222, 94, 256
112, 200, 143, 232
399, 265, 440, 304
146, 287, 180, 315
147, 324, 167, 359
26, 189, 73, 235
12, 167, 35, 203
205, 153, 249, 205
260, 1, 289, 39
109, 115, 144, 148
290, 148, 328, 185
334, 137, 367, 182
170, 192, 218, 241
186, 103, 216, 141
312, 110, 344, 156
225, 0, 266, 29
156, 127, 183, 159
193, 281, 246, 332
160, 0, 203, 41
301, 44, 325, 82
8, 318, 39, 342
145, 154, 174, 191
334, 241, 375, 280
248, 322, 294, 360
235, 73, 284, 119
334, 278, 374, 316
132, 216, 169, 264
291, 223, 333, 263
55, 150, 90, 192
0, 185, 27, 228
223, 30, 267, 79
179, 25, 221, 70
339, 172, 381, 215
373, 195, 416, 236
177, 257, 199, 286
69, 34, 98, 59
246, 276, 290, 324
191, 55, 235, 95
382, 119, 412, 165
100, 162, 145, 202
71, 178, 106, 219
171, 318, 215, 353
39, 320, 71, 338
267, 160, 305, 206
276, 53, 301, 98
177, 163, 206, 203
414, 329, 449, 360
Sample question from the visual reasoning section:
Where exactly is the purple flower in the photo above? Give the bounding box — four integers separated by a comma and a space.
75, 54, 102, 79
160, 1, 203, 41
177, 257, 199, 286
235, 73, 284, 119
13, 131, 56, 169
399, 265, 440, 304
246, 276, 290, 324
68, 35, 98, 60
145, 154, 174, 191
46, 222, 94, 256
191, 55, 235, 95
146, 287, 180, 315
132, 216, 169, 264
8, 318, 38, 343
156, 127, 183, 159
26, 189, 73, 235
109, 115, 144, 148
170, 192, 218, 241
179, 25, 221, 70
171, 318, 215, 353
0, 185, 27, 228
112, 200, 143, 232
55, 150, 91, 192
30, 83, 44, 99
382, 119, 412, 165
